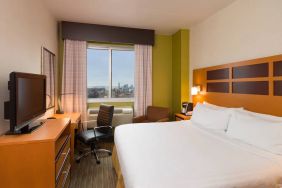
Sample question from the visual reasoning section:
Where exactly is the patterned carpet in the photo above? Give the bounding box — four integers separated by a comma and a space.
70, 145, 117, 188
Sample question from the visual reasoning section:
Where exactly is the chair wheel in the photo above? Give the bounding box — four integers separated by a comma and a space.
96, 160, 101, 164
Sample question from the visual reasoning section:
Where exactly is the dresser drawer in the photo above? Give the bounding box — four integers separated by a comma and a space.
64, 169, 71, 188
56, 155, 71, 188
56, 136, 71, 180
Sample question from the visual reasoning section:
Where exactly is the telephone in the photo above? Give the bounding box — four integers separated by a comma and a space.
181, 102, 193, 114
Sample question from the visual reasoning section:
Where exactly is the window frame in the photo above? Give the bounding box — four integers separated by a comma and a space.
87, 44, 135, 103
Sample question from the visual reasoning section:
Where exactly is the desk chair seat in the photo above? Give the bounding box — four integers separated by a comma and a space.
77, 129, 112, 144
76, 105, 114, 164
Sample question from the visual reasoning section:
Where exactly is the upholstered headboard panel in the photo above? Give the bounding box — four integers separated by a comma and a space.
192, 54, 282, 116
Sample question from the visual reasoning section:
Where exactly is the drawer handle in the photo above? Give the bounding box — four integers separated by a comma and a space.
56, 148, 71, 181
62, 170, 68, 175
61, 166, 71, 188
56, 165, 71, 187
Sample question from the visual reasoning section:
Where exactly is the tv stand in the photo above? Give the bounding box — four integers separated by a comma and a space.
0, 118, 71, 188
6, 121, 45, 135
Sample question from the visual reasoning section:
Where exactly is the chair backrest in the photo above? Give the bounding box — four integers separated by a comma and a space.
147, 106, 169, 122
97, 104, 114, 128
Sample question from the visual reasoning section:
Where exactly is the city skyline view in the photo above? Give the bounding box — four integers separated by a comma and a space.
87, 48, 135, 98
87, 48, 134, 86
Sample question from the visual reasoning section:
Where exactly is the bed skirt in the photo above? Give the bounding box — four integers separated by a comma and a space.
112, 146, 125, 188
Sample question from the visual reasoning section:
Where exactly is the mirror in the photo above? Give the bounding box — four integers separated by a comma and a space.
41, 47, 55, 109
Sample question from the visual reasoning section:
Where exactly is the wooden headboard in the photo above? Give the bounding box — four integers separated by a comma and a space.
192, 54, 282, 116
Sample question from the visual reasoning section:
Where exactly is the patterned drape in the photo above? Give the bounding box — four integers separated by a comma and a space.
134, 44, 152, 116
61, 40, 87, 126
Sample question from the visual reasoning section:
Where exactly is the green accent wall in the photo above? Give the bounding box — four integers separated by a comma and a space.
172, 31, 181, 114
152, 35, 172, 110
180, 30, 190, 104
172, 30, 190, 114
58, 24, 64, 99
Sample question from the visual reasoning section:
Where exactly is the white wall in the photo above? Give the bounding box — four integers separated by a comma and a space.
0, 0, 58, 134
190, 0, 282, 84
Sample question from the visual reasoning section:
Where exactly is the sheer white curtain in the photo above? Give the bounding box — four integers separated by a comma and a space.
134, 44, 152, 116
61, 39, 87, 126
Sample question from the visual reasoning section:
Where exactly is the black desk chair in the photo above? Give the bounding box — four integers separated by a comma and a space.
76, 104, 114, 164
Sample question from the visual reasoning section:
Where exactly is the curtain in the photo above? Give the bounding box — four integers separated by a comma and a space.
134, 44, 152, 116
61, 39, 87, 126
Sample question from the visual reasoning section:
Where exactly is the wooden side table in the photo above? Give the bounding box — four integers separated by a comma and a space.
53, 113, 81, 164
175, 113, 192, 121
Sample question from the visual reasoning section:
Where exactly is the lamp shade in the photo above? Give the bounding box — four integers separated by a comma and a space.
191, 86, 200, 95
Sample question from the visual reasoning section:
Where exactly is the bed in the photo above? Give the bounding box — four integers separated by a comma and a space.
112, 54, 282, 188
114, 120, 282, 188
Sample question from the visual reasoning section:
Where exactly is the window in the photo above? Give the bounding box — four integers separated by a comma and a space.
87, 45, 135, 102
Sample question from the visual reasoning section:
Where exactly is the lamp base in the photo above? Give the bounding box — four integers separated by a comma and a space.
56, 109, 64, 114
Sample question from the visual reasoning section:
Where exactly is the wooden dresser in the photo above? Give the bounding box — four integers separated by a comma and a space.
0, 118, 71, 188
53, 113, 81, 164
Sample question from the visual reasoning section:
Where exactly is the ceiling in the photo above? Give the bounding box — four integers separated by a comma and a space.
43, 0, 235, 35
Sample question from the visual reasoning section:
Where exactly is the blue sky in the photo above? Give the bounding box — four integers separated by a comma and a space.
87, 48, 134, 87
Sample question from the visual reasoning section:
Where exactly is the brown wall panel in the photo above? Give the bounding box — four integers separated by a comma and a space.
207, 68, 229, 80
207, 82, 229, 93
232, 63, 268, 78
274, 61, 282, 76
232, 81, 268, 95
193, 54, 282, 116
61, 21, 155, 45
274, 81, 282, 96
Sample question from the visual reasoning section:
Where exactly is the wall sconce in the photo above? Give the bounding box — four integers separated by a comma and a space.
191, 85, 201, 96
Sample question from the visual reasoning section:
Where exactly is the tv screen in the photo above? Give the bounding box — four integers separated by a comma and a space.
6, 72, 46, 133
17, 77, 46, 125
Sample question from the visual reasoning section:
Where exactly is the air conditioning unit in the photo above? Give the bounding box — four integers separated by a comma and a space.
86, 107, 133, 129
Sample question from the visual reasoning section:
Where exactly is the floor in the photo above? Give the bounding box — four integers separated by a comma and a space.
70, 145, 117, 188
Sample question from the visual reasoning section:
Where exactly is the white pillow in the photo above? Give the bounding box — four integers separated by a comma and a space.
204, 102, 282, 122
191, 103, 231, 132
226, 111, 282, 155
203, 101, 244, 111
240, 109, 282, 122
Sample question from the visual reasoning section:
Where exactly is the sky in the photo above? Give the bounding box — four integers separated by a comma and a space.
87, 48, 135, 88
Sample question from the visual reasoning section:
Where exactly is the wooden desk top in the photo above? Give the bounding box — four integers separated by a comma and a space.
0, 118, 70, 146
53, 113, 81, 124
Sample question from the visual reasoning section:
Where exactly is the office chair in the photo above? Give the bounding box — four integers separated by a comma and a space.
76, 104, 114, 164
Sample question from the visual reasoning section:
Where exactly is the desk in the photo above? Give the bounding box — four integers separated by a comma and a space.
53, 113, 81, 164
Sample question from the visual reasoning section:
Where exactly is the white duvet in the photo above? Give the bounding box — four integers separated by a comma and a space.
114, 121, 282, 188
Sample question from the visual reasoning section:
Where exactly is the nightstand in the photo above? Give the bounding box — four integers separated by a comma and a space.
175, 113, 192, 121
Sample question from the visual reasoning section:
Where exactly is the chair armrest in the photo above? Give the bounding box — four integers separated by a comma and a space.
133, 116, 147, 123
156, 118, 170, 122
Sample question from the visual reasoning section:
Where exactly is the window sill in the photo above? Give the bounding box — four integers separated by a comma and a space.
87, 98, 134, 103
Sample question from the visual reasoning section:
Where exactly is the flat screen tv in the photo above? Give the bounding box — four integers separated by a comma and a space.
4, 72, 46, 134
